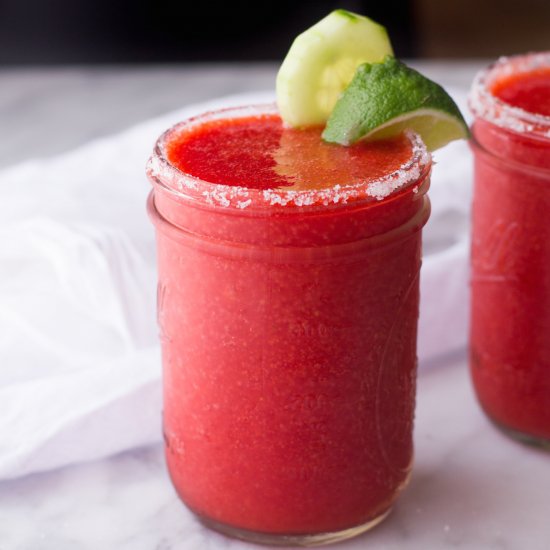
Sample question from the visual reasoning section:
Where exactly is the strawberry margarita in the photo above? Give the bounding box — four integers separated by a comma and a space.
470, 53, 550, 446
147, 105, 431, 545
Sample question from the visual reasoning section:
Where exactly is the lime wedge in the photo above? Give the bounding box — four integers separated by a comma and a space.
322, 56, 469, 150
276, 10, 393, 128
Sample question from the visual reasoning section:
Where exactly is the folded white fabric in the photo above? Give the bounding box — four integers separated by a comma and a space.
0, 89, 472, 480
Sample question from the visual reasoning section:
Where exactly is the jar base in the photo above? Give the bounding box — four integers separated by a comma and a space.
196, 509, 392, 547
490, 419, 550, 450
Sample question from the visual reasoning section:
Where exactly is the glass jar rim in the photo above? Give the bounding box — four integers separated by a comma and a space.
469, 52, 550, 139
146, 104, 431, 213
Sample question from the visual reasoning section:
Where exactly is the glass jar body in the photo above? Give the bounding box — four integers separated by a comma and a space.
147, 106, 431, 545
469, 53, 550, 447
470, 119, 550, 446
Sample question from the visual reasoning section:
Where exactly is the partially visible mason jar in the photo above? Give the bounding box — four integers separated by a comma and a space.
469, 53, 550, 447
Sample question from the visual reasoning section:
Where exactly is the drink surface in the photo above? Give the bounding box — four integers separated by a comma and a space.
491, 67, 550, 117
166, 113, 414, 192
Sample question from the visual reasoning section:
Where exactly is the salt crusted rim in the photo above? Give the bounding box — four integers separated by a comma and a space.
469, 52, 550, 139
146, 104, 431, 211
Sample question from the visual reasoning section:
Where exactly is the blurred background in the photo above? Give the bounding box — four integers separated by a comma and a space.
1, 0, 549, 168
1, 0, 549, 65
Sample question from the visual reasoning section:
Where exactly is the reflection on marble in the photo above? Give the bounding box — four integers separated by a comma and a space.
1, 353, 548, 550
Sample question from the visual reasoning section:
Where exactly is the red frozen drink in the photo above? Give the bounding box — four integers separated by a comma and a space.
147, 104, 431, 544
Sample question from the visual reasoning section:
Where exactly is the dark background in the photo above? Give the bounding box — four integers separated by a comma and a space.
0, 0, 549, 65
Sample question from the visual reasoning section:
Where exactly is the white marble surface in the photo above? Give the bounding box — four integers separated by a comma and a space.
1, 353, 549, 549
2, 62, 548, 549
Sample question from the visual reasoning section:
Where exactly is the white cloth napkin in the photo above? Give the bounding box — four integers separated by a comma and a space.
0, 89, 472, 481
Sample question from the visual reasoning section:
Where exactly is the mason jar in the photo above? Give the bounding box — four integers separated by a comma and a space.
469, 53, 550, 447
147, 105, 431, 545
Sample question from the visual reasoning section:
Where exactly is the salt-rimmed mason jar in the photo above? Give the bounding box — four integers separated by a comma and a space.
146, 105, 431, 545
469, 53, 550, 447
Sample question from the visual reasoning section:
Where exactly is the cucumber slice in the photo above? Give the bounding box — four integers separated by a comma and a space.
276, 10, 393, 128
